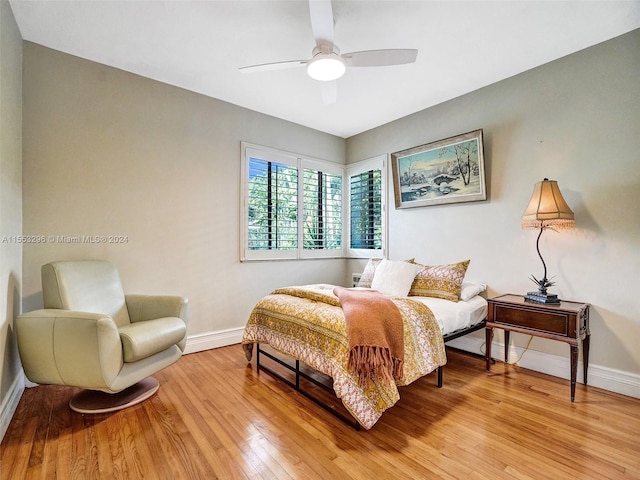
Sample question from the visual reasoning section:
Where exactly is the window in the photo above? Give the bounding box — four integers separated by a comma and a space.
242, 143, 344, 261
347, 155, 386, 258
303, 167, 342, 250
247, 157, 298, 252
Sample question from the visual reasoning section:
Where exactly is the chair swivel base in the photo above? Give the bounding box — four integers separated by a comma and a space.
69, 377, 159, 414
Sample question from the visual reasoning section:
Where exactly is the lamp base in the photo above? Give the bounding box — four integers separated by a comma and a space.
524, 291, 561, 304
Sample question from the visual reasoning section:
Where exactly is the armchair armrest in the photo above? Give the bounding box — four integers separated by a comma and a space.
16, 309, 123, 390
125, 295, 188, 324
125, 295, 188, 352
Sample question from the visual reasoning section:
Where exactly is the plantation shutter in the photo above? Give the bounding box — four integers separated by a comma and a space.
349, 169, 382, 250
247, 157, 298, 251
303, 168, 342, 250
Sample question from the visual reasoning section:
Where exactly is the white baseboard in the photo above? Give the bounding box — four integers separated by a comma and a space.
0, 372, 25, 443
3, 328, 636, 444
446, 335, 640, 400
183, 327, 245, 354
182, 328, 640, 399
183, 328, 640, 400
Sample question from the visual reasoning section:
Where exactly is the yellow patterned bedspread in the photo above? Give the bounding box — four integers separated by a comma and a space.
241, 284, 447, 429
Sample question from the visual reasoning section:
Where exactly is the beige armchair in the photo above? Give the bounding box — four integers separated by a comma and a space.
17, 260, 188, 413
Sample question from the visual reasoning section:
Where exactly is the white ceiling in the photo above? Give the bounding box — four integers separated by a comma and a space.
9, 0, 640, 138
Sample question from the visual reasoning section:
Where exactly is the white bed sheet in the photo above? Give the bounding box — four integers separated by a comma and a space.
411, 295, 488, 335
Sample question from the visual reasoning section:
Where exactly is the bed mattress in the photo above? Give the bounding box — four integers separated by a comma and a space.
411, 295, 488, 335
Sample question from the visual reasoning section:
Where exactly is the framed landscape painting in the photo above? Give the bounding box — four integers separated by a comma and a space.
391, 129, 486, 209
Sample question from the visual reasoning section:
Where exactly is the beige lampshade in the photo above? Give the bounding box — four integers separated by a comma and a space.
521, 178, 575, 230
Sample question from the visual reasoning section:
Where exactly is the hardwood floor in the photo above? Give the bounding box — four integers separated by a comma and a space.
2, 346, 639, 479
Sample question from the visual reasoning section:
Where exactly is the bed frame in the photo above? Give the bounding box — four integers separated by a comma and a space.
254, 319, 487, 430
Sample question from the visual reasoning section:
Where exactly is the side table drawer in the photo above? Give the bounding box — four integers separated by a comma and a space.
492, 304, 569, 336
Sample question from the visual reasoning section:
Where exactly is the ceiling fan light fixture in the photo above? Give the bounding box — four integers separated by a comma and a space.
307, 47, 345, 82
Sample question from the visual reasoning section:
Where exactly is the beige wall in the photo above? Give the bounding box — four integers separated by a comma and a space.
347, 29, 640, 383
0, 0, 23, 439
22, 43, 346, 347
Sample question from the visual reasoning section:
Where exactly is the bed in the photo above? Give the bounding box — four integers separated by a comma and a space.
242, 259, 487, 429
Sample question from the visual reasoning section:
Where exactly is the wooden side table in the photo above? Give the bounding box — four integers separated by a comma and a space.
486, 294, 590, 401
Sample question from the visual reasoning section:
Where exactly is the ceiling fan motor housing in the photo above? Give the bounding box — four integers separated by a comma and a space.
307, 43, 346, 81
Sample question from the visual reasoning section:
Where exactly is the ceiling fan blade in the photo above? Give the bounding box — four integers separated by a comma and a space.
342, 49, 418, 67
239, 59, 307, 74
309, 0, 334, 45
320, 81, 337, 104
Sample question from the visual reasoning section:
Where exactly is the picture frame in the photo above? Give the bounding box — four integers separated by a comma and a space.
391, 129, 486, 209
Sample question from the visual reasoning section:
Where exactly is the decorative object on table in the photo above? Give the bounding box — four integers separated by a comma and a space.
391, 129, 486, 209
521, 178, 575, 304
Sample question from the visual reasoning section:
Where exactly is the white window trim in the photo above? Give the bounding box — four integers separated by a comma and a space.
346, 154, 388, 259
241, 142, 346, 262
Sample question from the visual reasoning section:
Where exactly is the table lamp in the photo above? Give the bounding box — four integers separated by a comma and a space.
521, 178, 575, 304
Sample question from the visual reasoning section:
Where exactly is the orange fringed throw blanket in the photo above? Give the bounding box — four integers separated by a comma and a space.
333, 287, 404, 388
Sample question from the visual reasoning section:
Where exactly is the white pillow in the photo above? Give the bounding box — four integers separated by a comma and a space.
371, 259, 418, 297
460, 282, 487, 301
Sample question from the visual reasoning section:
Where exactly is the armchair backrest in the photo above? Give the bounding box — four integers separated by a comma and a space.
42, 260, 131, 327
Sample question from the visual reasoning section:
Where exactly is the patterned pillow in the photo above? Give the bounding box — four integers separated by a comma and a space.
357, 258, 383, 288
408, 260, 470, 302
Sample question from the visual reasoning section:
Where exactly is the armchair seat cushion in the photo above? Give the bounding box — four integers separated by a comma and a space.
119, 317, 186, 363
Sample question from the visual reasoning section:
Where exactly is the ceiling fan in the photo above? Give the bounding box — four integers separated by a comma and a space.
239, 0, 418, 103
